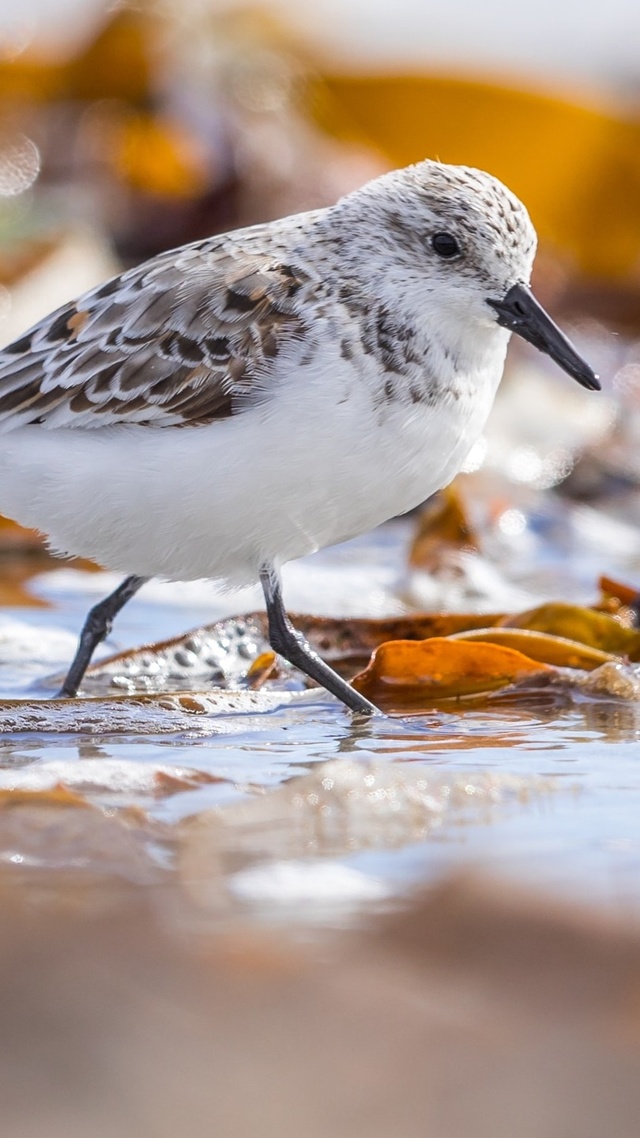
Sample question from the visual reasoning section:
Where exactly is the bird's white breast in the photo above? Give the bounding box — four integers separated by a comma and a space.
0, 334, 506, 584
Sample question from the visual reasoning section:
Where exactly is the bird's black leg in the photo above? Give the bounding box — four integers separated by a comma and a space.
259, 565, 380, 716
58, 575, 148, 697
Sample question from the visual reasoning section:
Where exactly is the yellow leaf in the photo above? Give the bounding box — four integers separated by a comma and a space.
450, 627, 614, 670
499, 603, 640, 659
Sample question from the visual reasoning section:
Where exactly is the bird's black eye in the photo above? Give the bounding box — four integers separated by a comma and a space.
431, 232, 461, 259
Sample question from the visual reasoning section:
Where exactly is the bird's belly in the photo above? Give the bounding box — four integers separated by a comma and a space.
308, 396, 484, 544
0, 381, 488, 583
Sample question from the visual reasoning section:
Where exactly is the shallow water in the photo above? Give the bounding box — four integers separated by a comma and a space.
2, 514, 640, 929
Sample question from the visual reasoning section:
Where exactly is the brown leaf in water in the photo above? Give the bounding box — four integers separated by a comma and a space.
598, 575, 639, 607
71, 600, 637, 705
0, 516, 103, 607
0, 784, 90, 809
596, 575, 640, 625
82, 611, 507, 692
499, 602, 640, 659
244, 651, 278, 689
351, 638, 551, 713
449, 628, 615, 670
409, 483, 480, 570
0, 576, 48, 607
153, 769, 226, 794
294, 612, 509, 682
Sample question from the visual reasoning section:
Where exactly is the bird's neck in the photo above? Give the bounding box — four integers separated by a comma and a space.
430, 311, 510, 383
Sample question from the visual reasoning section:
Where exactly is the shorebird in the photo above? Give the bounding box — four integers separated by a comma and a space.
0, 160, 599, 714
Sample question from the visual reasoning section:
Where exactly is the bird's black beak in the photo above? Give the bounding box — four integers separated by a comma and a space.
487, 282, 600, 391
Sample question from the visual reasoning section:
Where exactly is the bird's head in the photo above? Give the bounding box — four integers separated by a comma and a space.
334, 159, 599, 391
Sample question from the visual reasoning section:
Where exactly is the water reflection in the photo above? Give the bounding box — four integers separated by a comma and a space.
179, 755, 553, 923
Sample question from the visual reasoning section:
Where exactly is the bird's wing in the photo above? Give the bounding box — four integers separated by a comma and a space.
0, 235, 309, 431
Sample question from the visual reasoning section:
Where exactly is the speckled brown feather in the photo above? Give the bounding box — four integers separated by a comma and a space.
0, 237, 310, 429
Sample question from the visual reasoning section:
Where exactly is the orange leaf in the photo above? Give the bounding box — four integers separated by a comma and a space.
599, 575, 639, 607
597, 575, 640, 627
0, 784, 90, 809
351, 638, 551, 713
409, 483, 479, 570
245, 651, 278, 689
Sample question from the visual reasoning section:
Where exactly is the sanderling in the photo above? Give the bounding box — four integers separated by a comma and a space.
0, 160, 599, 714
